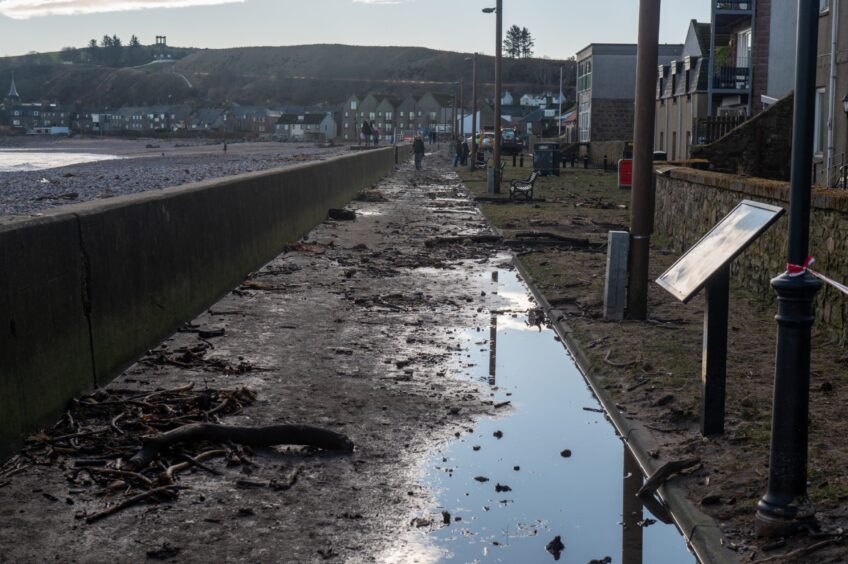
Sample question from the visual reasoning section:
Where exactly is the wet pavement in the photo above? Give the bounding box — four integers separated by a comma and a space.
0, 151, 696, 563
411, 268, 696, 563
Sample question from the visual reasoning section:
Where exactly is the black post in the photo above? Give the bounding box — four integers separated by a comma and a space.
756, 0, 823, 537
520, 154, 524, 168
701, 266, 730, 437
513, 154, 517, 167
622, 447, 644, 564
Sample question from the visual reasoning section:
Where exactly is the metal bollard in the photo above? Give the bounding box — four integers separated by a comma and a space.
583, 155, 589, 169
603, 156, 608, 171
520, 154, 524, 168
512, 154, 517, 167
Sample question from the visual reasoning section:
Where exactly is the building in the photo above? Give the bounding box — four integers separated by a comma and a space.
276, 112, 337, 141
655, 21, 711, 160
656, 1, 796, 161
576, 42, 682, 163
814, 0, 848, 186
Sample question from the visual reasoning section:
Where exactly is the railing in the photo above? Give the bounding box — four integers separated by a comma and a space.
715, 0, 753, 10
692, 115, 747, 145
713, 65, 750, 90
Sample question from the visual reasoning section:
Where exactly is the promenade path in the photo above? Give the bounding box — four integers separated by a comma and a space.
0, 151, 513, 562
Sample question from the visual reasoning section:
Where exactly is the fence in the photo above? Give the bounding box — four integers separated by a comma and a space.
693, 115, 747, 146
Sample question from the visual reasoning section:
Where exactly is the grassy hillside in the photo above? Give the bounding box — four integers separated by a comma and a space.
0, 44, 575, 108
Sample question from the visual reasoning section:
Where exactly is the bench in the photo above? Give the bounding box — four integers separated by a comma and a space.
509, 171, 539, 200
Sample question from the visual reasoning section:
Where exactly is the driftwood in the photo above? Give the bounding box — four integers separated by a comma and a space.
637, 458, 700, 496
424, 235, 503, 248
127, 423, 354, 470
750, 535, 846, 563
85, 485, 186, 523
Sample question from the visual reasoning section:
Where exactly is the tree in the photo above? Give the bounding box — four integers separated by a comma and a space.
101, 35, 113, 48
503, 25, 522, 58
87, 39, 99, 63
519, 27, 535, 58
129, 35, 141, 48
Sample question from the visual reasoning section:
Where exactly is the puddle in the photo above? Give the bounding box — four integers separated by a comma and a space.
421, 268, 695, 563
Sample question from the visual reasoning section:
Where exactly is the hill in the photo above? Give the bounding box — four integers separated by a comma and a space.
0, 44, 575, 108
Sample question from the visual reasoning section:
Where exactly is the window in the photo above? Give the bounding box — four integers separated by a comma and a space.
386, 112, 393, 120
351, 101, 358, 110
429, 111, 436, 120
820, 0, 829, 14
400, 111, 405, 117
578, 100, 591, 142
344, 112, 349, 117
814, 87, 826, 155
578, 59, 593, 92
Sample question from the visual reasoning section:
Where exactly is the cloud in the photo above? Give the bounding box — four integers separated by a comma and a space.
0, 0, 245, 19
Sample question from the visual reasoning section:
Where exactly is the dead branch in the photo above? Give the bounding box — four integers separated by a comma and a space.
750, 535, 845, 563
637, 458, 701, 497
85, 485, 186, 524
604, 349, 641, 368
127, 423, 354, 470
87, 467, 154, 488
164, 449, 226, 482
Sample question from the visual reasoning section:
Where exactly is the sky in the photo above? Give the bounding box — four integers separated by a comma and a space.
0, 0, 710, 59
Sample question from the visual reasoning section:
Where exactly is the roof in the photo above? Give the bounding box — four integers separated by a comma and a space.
577, 42, 684, 61
519, 108, 546, 123
693, 21, 711, 54
430, 92, 455, 107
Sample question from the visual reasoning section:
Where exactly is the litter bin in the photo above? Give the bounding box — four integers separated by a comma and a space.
533, 142, 561, 176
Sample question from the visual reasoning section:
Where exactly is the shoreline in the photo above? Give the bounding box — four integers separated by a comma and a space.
0, 137, 347, 217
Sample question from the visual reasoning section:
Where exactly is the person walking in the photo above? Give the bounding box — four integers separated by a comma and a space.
453, 136, 463, 167
361, 121, 372, 147
372, 122, 379, 147
413, 135, 426, 170
461, 137, 470, 166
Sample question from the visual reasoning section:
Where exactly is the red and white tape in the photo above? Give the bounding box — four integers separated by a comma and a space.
787, 256, 848, 297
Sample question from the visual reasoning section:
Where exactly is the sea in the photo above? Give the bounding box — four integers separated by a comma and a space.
0, 150, 121, 172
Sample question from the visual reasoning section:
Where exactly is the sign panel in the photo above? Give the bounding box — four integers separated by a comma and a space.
618, 159, 633, 189
656, 200, 785, 303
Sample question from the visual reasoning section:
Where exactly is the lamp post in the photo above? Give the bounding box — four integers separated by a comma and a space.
843, 94, 848, 188
468, 53, 479, 172
460, 77, 465, 140
483, 1, 503, 193
755, 0, 823, 538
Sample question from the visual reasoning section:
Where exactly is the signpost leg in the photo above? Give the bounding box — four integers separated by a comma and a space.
701, 266, 730, 437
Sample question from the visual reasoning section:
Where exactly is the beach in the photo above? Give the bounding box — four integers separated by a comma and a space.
0, 137, 348, 217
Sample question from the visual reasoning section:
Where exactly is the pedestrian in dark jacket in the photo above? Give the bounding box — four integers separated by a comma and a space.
361, 122, 372, 147
453, 137, 463, 167
461, 139, 470, 165
413, 136, 426, 170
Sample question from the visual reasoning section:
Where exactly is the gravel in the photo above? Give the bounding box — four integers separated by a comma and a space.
0, 139, 348, 217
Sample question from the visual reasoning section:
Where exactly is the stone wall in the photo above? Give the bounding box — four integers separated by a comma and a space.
591, 98, 634, 142
0, 145, 412, 459
655, 166, 848, 343
588, 140, 630, 166
690, 93, 793, 181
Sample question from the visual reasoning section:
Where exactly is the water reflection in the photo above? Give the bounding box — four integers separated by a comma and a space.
421, 268, 694, 563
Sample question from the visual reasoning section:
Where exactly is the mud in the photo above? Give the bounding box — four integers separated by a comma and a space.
0, 151, 504, 562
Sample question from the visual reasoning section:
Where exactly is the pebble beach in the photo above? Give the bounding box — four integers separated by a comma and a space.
0, 137, 348, 217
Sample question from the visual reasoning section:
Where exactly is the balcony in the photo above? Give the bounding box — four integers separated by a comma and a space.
713, 65, 750, 91
715, 0, 753, 13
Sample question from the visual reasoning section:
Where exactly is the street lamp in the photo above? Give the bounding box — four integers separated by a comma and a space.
755, 1, 823, 538
483, 1, 503, 193
466, 54, 479, 172
843, 94, 848, 187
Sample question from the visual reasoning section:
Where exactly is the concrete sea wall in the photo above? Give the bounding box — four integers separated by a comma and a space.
0, 145, 411, 459
655, 166, 848, 343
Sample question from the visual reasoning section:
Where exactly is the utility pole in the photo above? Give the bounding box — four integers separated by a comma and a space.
470, 53, 479, 172
493, 0, 503, 192
626, 0, 661, 320
460, 77, 465, 139
755, 0, 822, 538
558, 66, 563, 138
